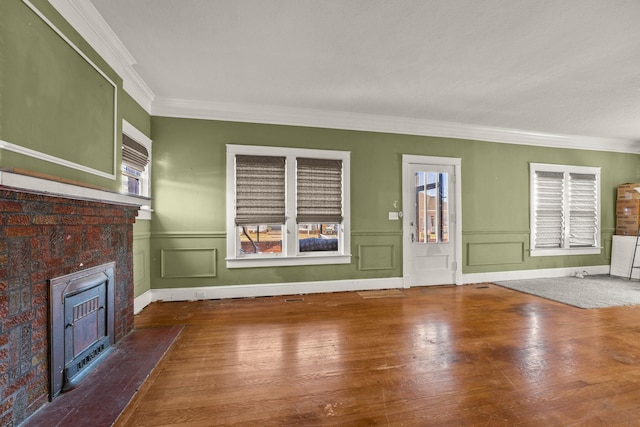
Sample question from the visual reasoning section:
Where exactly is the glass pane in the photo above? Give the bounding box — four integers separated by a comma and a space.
298, 223, 339, 252
122, 175, 140, 195
238, 225, 282, 254
122, 164, 143, 195
415, 171, 449, 243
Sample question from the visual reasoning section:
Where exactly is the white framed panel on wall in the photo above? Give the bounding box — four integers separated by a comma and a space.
161, 248, 217, 279
0, 1, 119, 180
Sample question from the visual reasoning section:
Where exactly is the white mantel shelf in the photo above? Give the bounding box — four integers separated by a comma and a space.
0, 170, 149, 208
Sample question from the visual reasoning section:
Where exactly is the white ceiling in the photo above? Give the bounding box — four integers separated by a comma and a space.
85, 0, 640, 148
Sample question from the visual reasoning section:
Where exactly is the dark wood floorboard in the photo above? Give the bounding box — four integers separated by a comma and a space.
115, 284, 640, 426
23, 325, 183, 427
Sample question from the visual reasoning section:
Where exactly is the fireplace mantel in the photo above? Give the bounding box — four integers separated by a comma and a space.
0, 170, 149, 213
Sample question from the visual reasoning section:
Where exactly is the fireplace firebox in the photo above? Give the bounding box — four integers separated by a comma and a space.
49, 262, 116, 398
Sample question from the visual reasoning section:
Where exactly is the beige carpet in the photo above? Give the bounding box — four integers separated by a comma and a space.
495, 275, 640, 309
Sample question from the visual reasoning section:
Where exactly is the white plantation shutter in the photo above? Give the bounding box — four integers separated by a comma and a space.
530, 163, 600, 255
534, 171, 564, 248
235, 155, 286, 226
569, 173, 597, 247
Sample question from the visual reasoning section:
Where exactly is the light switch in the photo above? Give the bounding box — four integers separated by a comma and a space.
388, 212, 399, 220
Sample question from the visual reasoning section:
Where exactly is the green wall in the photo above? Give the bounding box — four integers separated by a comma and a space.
1, 0, 153, 296
123, 90, 153, 298
133, 220, 152, 297
4, 0, 639, 294
150, 118, 404, 288
121, 91, 151, 139
1, 0, 122, 190
150, 116, 640, 289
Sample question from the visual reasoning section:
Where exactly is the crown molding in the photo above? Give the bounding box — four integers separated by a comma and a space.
48, 0, 154, 112
153, 97, 640, 154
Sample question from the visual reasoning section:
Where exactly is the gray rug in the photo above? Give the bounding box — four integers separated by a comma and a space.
494, 275, 640, 309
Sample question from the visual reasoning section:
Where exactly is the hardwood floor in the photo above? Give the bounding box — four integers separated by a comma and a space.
116, 284, 640, 426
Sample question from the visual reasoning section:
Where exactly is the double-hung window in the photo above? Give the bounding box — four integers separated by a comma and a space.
122, 134, 150, 195
530, 163, 601, 256
226, 145, 351, 268
122, 120, 152, 219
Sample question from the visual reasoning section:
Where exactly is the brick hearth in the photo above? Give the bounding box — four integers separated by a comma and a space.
0, 188, 139, 426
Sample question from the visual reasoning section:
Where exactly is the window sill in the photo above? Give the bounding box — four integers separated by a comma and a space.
226, 254, 351, 268
530, 247, 601, 257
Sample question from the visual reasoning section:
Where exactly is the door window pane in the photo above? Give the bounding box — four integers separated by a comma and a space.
415, 171, 449, 243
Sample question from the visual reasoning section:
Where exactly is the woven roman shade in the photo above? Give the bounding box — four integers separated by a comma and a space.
296, 158, 343, 223
122, 134, 149, 170
235, 155, 286, 226
534, 170, 564, 248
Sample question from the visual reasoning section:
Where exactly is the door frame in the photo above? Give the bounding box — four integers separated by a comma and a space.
402, 154, 463, 287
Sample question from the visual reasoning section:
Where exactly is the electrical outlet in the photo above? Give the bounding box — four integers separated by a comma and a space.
195, 291, 206, 299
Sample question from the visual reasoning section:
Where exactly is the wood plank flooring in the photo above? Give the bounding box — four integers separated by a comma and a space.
116, 283, 640, 426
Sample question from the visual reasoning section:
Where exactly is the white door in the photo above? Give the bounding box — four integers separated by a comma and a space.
403, 156, 461, 287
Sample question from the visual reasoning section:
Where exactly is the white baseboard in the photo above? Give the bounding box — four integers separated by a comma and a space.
148, 277, 403, 304
133, 290, 152, 314
462, 265, 610, 284
132, 265, 612, 312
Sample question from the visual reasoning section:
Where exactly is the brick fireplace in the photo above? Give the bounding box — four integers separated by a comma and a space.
0, 182, 140, 426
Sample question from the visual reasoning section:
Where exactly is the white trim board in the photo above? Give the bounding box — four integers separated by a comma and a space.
133, 290, 152, 315
0, 139, 115, 180
0, 171, 148, 207
48, 0, 154, 111
462, 265, 610, 285
136, 277, 403, 308
153, 98, 640, 155
122, 120, 152, 148
133, 266, 611, 313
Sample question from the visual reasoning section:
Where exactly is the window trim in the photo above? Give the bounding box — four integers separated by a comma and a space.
122, 120, 152, 220
529, 162, 601, 257
226, 144, 351, 268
